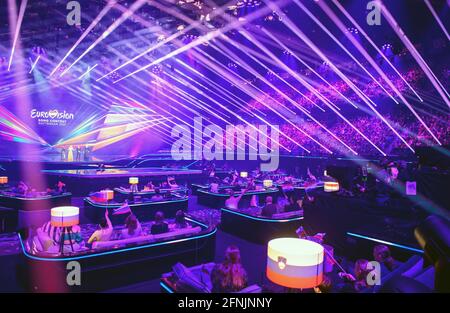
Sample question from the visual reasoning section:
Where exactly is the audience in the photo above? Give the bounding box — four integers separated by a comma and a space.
88, 209, 113, 245
261, 196, 278, 218
211, 245, 248, 293
145, 181, 155, 190
174, 210, 188, 229
373, 245, 399, 274
121, 214, 142, 239
56, 180, 66, 193
167, 176, 178, 188
16, 181, 29, 195
224, 189, 247, 210
276, 189, 289, 211
151, 188, 164, 201
150, 211, 169, 235
284, 193, 302, 212
338, 259, 373, 292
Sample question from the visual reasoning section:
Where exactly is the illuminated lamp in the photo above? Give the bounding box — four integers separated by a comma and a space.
129, 177, 139, 185
263, 179, 273, 188
51, 206, 79, 228
0, 176, 8, 184
240, 171, 248, 178
100, 189, 114, 201
129, 177, 139, 193
324, 181, 339, 192
267, 238, 324, 289
51, 206, 80, 255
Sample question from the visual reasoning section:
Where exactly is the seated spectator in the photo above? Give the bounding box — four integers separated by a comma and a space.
150, 211, 169, 235
174, 210, 188, 229
306, 167, 317, 182
373, 245, 399, 274
277, 189, 289, 211
338, 259, 373, 292
145, 181, 155, 190
88, 209, 113, 244
17, 181, 29, 195
211, 245, 248, 293
314, 275, 333, 293
249, 194, 258, 208
160, 181, 169, 188
210, 182, 219, 193
224, 189, 247, 210
121, 214, 142, 239
284, 194, 302, 212
246, 178, 256, 190
151, 188, 164, 201
39, 220, 62, 244
56, 180, 66, 193
296, 226, 326, 244
167, 176, 178, 188
261, 196, 278, 218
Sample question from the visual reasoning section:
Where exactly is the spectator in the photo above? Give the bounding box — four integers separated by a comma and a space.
151, 188, 164, 201
174, 210, 188, 229
224, 189, 247, 210
88, 209, 113, 244
338, 259, 373, 292
211, 245, 248, 293
121, 214, 142, 239
150, 211, 169, 235
373, 245, 399, 273
261, 196, 278, 218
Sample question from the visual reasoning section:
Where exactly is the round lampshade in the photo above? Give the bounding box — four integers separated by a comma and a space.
267, 238, 324, 289
240, 171, 248, 178
263, 179, 273, 188
0, 176, 7, 184
51, 206, 79, 227
324, 181, 339, 192
129, 177, 139, 185
100, 189, 114, 200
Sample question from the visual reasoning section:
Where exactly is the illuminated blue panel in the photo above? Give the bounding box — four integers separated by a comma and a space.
19, 217, 215, 262
346, 232, 423, 254
160, 281, 174, 293
222, 208, 303, 223
84, 196, 188, 208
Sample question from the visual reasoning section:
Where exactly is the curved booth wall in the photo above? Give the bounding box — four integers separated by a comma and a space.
197, 188, 279, 209
84, 195, 188, 223
220, 208, 303, 244
18, 217, 216, 292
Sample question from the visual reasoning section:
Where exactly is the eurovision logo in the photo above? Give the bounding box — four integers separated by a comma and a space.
30, 109, 74, 126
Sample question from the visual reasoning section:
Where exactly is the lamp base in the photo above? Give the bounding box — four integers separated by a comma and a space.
59, 226, 75, 255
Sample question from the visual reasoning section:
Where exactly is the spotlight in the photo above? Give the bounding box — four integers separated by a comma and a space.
346, 27, 359, 34
151, 64, 163, 75
32, 46, 46, 56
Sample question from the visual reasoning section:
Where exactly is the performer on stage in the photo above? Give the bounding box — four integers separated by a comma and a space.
60, 147, 66, 161
67, 145, 74, 162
